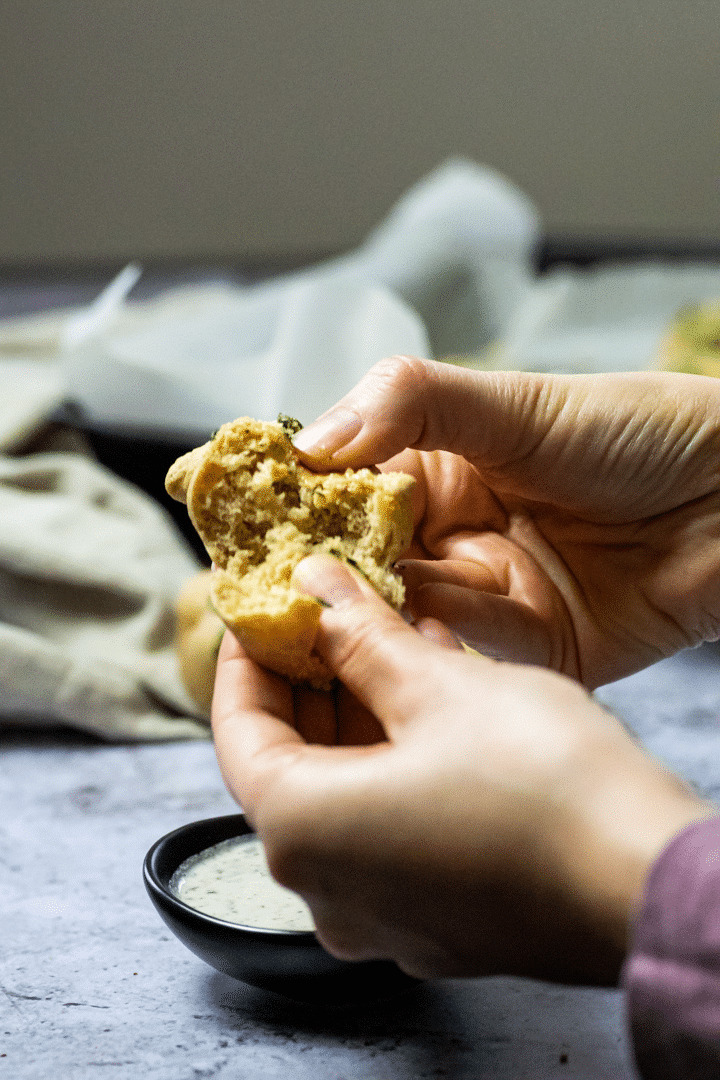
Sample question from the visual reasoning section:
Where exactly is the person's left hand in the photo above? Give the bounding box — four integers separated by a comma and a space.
292, 360, 720, 688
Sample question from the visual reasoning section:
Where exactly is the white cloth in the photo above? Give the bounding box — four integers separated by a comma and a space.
0, 445, 208, 740
4, 160, 720, 445
56, 159, 540, 434
494, 260, 720, 374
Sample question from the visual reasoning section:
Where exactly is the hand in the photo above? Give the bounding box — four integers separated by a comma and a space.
211, 554, 712, 984
291, 356, 720, 688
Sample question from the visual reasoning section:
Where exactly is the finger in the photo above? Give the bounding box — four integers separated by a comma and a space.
293, 685, 338, 746
291, 354, 549, 470
292, 553, 495, 734
414, 616, 464, 650
211, 631, 305, 818
291, 358, 720, 520
213, 630, 296, 728
309, 906, 390, 964
291, 680, 387, 748
212, 631, 386, 820
311, 907, 466, 978
410, 582, 554, 666
334, 683, 387, 745
398, 556, 506, 598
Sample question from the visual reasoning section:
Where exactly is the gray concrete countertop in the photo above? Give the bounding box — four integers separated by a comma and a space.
5, 643, 720, 1079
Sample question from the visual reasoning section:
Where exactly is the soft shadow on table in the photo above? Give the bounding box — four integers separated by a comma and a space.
202, 970, 504, 1077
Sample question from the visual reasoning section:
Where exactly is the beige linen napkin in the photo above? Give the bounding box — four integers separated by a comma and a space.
0, 446, 209, 740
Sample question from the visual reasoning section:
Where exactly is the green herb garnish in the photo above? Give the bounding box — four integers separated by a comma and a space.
277, 414, 303, 438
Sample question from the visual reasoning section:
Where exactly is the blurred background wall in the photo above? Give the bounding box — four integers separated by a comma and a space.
2, 0, 719, 269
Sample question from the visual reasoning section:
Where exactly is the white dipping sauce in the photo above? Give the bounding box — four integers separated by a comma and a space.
170, 834, 314, 932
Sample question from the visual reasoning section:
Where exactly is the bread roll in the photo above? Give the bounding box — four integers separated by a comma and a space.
174, 569, 225, 715
656, 300, 720, 377
166, 416, 414, 688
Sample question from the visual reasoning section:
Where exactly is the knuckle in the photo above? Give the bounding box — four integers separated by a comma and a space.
370, 354, 434, 402
312, 917, 379, 963
363, 355, 467, 453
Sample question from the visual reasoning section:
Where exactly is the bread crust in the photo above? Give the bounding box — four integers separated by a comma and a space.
174, 570, 224, 714
166, 417, 414, 688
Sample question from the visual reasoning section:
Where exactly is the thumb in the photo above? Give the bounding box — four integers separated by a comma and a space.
291, 354, 553, 470
292, 554, 475, 733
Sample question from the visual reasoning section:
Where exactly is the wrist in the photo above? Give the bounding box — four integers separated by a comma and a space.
559, 749, 715, 982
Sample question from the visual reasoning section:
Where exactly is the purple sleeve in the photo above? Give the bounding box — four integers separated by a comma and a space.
622, 816, 720, 1079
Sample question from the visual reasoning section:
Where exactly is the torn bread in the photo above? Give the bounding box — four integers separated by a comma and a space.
166, 417, 415, 687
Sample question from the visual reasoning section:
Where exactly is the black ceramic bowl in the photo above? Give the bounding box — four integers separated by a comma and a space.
143, 813, 418, 1006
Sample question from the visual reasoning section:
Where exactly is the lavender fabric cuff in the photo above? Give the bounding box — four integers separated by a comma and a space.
623, 816, 720, 1079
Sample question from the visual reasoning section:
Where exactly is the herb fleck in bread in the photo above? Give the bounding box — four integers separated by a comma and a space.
166, 417, 414, 688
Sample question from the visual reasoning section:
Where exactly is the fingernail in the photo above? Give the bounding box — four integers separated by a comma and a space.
292, 554, 363, 607
292, 408, 362, 457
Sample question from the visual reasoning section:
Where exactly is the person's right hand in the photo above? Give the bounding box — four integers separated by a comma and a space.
212, 554, 714, 984
293, 357, 720, 688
